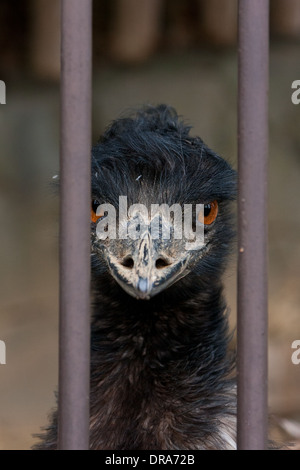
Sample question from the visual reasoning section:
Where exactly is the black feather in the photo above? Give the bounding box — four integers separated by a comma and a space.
34, 105, 238, 450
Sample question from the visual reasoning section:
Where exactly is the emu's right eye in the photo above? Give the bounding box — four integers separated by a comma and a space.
91, 200, 104, 223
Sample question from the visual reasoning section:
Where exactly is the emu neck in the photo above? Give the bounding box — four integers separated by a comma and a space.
89, 276, 234, 450
92, 275, 227, 363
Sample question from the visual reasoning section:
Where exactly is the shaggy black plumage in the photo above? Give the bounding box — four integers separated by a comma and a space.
34, 105, 237, 450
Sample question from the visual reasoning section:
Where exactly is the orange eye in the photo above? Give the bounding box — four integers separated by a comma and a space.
91, 200, 105, 223
198, 201, 219, 225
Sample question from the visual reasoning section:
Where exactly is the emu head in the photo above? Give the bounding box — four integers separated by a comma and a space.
91, 105, 236, 300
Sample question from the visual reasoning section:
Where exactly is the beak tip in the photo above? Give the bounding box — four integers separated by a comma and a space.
135, 277, 153, 300
137, 278, 149, 294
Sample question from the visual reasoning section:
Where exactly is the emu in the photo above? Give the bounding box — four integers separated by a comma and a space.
35, 104, 237, 450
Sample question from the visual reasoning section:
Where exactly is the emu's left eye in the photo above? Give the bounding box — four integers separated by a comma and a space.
198, 201, 219, 225
91, 199, 105, 223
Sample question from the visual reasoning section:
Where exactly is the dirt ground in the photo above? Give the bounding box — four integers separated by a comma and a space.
0, 44, 299, 449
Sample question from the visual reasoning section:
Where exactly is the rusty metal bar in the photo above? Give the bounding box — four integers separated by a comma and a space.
237, 0, 269, 450
59, 0, 92, 450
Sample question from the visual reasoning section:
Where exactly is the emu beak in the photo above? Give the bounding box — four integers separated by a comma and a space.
104, 233, 190, 300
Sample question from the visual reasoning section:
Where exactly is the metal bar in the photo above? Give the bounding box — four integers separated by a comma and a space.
237, 0, 269, 450
59, 0, 92, 450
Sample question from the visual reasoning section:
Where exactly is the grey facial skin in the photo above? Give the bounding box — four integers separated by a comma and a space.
93, 208, 208, 300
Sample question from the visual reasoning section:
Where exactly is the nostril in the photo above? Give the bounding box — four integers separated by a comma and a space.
155, 258, 171, 269
121, 257, 134, 269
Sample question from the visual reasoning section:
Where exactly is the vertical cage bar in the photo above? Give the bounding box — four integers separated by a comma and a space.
59, 0, 92, 450
237, 0, 269, 450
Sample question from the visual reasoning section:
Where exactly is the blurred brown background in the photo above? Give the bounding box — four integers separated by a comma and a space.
0, 0, 300, 450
